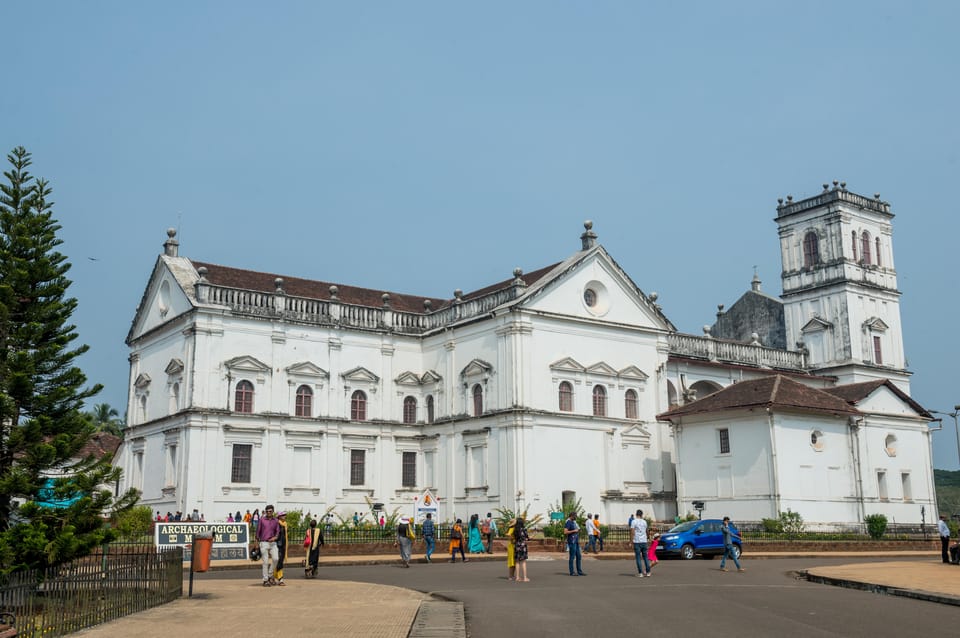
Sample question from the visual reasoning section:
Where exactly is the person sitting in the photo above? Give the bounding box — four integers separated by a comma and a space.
950, 540, 960, 565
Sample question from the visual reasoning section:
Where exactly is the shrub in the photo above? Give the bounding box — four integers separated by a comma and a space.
864, 513, 888, 539
115, 505, 154, 541
761, 517, 782, 533
778, 510, 805, 538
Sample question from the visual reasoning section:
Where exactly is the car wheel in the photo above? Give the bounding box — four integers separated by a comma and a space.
680, 544, 695, 560
733, 544, 742, 559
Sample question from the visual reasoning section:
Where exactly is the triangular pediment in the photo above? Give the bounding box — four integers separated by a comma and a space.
511, 247, 676, 331
863, 317, 889, 332
621, 423, 652, 448
586, 362, 619, 377
420, 370, 442, 384
461, 359, 493, 378
134, 373, 152, 389
801, 316, 833, 333
341, 366, 380, 383
549, 357, 586, 373
165, 358, 185, 375
285, 361, 329, 378
127, 256, 199, 344
395, 371, 422, 386
618, 365, 649, 381
224, 355, 271, 373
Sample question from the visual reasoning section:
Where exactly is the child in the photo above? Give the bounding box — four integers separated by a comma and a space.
648, 533, 660, 567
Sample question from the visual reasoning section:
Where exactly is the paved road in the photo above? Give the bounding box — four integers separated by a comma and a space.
211, 555, 959, 637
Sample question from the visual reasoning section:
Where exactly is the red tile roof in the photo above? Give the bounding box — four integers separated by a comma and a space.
658, 375, 859, 420
77, 432, 122, 459
823, 379, 931, 418
190, 260, 561, 314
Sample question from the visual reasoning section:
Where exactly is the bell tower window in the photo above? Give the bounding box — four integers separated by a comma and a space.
860, 231, 872, 265
802, 232, 820, 268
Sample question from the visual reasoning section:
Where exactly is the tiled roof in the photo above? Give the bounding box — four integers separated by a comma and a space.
657, 375, 859, 420
824, 379, 931, 418
77, 432, 122, 459
190, 260, 561, 314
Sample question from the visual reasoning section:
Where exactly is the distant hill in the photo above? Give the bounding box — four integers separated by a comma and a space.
935, 469, 960, 516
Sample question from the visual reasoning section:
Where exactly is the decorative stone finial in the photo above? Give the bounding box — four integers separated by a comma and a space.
163, 228, 179, 257
453, 289, 463, 303
717, 304, 724, 312
649, 292, 658, 302
833, 180, 839, 189
513, 267, 523, 278
197, 266, 208, 282
840, 182, 846, 190
875, 193, 881, 200
580, 220, 598, 250
381, 293, 390, 307
703, 325, 712, 335
751, 268, 761, 292
786, 195, 793, 202
822, 183, 829, 192
750, 332, 761, 345
423, 299, 432, 311
274, 277, 284, 293
329, 285, 339, 300
777, 198, 783, 205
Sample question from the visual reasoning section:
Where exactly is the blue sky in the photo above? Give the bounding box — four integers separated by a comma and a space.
4, 2, 959, 469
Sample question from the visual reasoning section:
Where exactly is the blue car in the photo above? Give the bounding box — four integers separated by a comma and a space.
655, 519, 743, 560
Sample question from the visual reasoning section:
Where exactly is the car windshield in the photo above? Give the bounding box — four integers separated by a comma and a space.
667, 521, 698, 533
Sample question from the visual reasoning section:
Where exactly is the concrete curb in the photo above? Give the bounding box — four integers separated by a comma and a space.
801, 570, 960, 607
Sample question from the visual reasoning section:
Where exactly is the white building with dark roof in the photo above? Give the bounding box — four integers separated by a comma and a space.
116, 184, 937, 526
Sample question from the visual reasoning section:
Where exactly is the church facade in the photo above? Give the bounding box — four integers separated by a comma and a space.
115, 183, 936, 526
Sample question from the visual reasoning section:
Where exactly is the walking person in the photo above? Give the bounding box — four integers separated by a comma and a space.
255, 505, 280, 586
631, 509, 651, 577
584, 513, 598, 554
938, 514, 951, 564
593, 514, 604, 551
468, 513, 485, 553
514, 517, 530, 582
648, 533, 660, 568
564, 511, 586, 576
719, 516, 745, 572
483, 512, 498, 554
274, 511, 289, 585
303, 518, 324, 578
422, 513, 436, 562
449, 518, 468, 562
396, 516, 415, 567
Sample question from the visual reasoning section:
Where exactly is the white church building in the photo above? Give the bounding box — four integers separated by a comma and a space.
116, 183, 937, 526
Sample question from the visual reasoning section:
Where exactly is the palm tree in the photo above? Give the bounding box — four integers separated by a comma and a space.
89, 403, 123, 436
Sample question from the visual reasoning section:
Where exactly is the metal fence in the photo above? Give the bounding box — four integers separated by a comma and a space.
0, 547, 183, 637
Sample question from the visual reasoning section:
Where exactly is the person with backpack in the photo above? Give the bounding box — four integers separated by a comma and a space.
395, 516, 416, 567
449, 518, 468, 563
482, 512, 498, 554
421, 513, 436, 562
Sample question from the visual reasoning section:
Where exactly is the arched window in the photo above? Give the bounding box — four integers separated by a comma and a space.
558, 381, 573, 412
875, 237, 882, 267
851, 231, 857, 261
295, 384, 313, 417
351, 390, 367, 421
426, 395, 435, 423
802, 232, 820, 268
625, 389, 638, 419
860, 231, 872, 264
472, 384, 483, 416
403, 396, 417, 424
592, 385, 607, 417
171, 382, 180, 412
235, 380, 254, 413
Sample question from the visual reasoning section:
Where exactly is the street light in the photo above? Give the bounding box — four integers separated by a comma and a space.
929, 406, 960, 468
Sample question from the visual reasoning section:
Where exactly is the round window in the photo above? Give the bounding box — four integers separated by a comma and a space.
810, 430, 824, 451
584, 289, 597, 307
581, 280, 610, 316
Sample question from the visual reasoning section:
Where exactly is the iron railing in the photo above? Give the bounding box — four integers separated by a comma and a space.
0, 546, 182, 637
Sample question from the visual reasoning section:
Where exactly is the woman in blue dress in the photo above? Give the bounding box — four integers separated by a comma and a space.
468, 514, 485, 553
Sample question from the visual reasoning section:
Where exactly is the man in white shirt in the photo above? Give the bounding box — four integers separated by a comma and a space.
584, 514, 598, 554
938, 514, 951, 564
630, 509, 651, 577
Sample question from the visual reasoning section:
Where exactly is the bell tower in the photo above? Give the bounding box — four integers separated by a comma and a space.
776, 181, 909, 390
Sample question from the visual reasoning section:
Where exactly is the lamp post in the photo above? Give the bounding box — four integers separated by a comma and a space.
929, 406, 960, 468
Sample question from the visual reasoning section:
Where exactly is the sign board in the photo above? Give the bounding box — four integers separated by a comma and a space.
550, 511, 564, 521
413, 489, 439, 523
155, 522, 250, 561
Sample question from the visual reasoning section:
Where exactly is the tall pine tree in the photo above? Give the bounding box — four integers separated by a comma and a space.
0, 147, 137, 572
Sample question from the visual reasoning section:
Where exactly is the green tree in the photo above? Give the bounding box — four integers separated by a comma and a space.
0, 147, 138, 572
87, 402, 123, 437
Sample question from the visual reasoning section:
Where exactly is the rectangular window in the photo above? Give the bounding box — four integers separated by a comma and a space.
402, 451, 417, 488
134, 451, 145, 491
292, 446, 311, 486
165, 445, 177, 487
467, 446, 485, 487
873, 336, 883, 365
350, 449, 365, 486
877, 471, 888, 500
901, 472, 912, 501
424, 451, 436, 488
231, 444, 252, 483
718, 428, 730, 454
